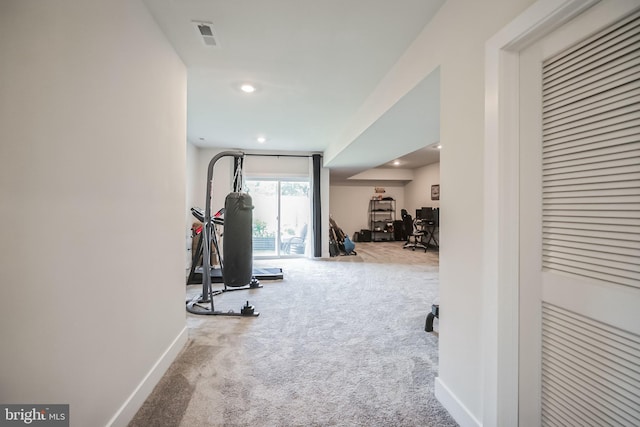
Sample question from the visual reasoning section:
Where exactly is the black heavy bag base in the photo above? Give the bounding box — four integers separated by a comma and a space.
186, 274, 261, 316
187, 297, 260, 317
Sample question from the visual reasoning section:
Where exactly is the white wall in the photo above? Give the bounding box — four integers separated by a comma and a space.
330, 183, 405, 239
186, 142, 200, 213
0, 1, 187, 426
243, 154, 310, 177
320, 166, 331, 257
332, 0, 535, 424
350, 168, 414, 181
186, 142, 200, 266
404, 162, 440, 214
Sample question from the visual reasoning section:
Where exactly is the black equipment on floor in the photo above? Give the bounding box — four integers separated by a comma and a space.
359, 229, 372, 242
329, 216, 356, 256
393, 219, 405, 241
425, 304, 440, 332
186, 151, 262, 317
420, 207, 439, 250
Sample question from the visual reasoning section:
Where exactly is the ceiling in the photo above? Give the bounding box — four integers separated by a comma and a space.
143, 0, 443, 179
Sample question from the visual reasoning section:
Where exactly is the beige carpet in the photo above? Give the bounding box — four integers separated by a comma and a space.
129, 242, 456, 427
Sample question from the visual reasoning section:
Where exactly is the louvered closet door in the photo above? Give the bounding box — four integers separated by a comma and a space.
518, 1, 640, 426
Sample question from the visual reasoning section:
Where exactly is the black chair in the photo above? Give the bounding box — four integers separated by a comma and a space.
401, 209, 412, 242
402, 210, 427, 251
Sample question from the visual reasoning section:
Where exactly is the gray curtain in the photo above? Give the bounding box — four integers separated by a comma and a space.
312, 154, 322, 257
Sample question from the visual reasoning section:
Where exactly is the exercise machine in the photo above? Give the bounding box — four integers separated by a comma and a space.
186, 207, 283, 285
186, 151, 261, 316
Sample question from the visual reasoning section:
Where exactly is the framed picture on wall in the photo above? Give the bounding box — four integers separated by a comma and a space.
431, 184, 440, 201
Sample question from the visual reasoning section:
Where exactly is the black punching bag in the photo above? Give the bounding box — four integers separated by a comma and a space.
223, 192, 254, 287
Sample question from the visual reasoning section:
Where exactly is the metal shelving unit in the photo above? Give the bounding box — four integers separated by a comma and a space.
369, 198, 395, 241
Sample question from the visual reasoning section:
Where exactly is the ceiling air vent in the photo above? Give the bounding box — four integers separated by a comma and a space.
192, 20, 217, 47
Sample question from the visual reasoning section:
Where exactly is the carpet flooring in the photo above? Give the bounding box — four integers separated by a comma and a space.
129, 242, 457, 427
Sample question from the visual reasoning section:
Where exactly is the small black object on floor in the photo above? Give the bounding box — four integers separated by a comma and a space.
425, 304, 439, 332
240, 301, 257, 316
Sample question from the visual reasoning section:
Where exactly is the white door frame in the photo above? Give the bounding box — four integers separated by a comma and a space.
482, 0, 600, 425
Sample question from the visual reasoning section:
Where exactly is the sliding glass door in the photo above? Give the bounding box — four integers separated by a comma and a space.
246, 180, 278, 256
279, 181, 310, 256
246, 179, 310, 257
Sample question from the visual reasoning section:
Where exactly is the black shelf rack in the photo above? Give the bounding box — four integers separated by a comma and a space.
368, 198, 396, 241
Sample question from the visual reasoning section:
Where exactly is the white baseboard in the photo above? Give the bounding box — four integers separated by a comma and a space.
435, 377, 482, 427
107, 326, 188, 427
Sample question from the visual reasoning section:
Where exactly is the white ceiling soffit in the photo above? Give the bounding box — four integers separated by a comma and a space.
329, 144, 440, 183
348, 168, 415, 181
377, 144, 441, 169
324, 67, 440, 173
142, 0, 445, 153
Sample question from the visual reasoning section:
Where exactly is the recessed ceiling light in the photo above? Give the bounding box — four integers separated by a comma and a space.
240, 84, 256, 93
393, 160, 400, 166
436, 144, 442, 149
257, 136, 266, 143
